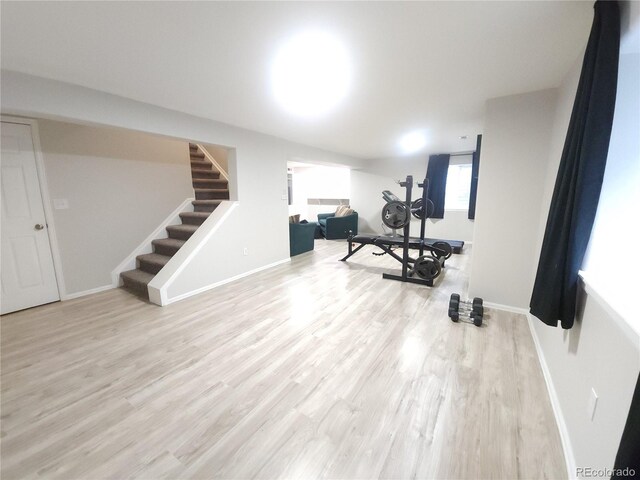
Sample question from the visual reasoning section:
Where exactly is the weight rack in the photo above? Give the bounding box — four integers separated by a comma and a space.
382, 174, 435, 287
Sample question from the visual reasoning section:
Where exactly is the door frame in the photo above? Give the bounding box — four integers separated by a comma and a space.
1, 115, 66, 300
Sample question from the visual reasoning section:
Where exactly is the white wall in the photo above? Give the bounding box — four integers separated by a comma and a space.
36, 119, 193, 295
202, 143, 229, 173
468, 88, 558, 307
529, 3, 640, 476
1, 70, 363, 300
582, 51, 640, 327
288, 165, 350, 221
349, 155, 476, 240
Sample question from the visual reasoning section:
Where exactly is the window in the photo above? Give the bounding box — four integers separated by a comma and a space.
444, 163, 472, 210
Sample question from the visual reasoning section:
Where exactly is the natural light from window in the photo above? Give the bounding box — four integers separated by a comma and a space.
444, 163, 472, 210
271, 31, 351, 119
582, 50, 639, 333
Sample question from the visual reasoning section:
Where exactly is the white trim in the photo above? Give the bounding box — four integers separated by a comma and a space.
61, 284, 114, 300
196, 143, 229, 182
161, 258, 291, 305
1, 115, 66, 300
147, 201, 238, 305
578, 271, 639, 344
110, 197, 194, 287
527, 313, 576, 480
482, 301, 529, 315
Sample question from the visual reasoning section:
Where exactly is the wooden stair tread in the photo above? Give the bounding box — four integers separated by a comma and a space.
137, 253, 172, 266
120, 269, 154, 285
179, 212, 211, 219
191, 169, 220, 177
166, 224, 199, 233
151, 238, 186, 249
192, 200, 223, 206
194, 188, 229, 193
193, 179, 227, 185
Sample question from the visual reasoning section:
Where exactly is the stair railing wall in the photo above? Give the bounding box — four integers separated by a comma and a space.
196, 144, 229, 182
110, 197, 194, 287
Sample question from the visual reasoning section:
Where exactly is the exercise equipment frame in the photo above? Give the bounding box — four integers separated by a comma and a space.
341, 174, 446, 287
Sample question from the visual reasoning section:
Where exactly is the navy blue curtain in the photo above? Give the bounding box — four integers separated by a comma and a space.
426, 154, 450, 219
468, 134, 482, 220
612, 373, 640, 478
530, 0, 620, 329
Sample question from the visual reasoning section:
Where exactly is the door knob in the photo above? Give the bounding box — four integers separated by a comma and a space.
34, 224, 44, 230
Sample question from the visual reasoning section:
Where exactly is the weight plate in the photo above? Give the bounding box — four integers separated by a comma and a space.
432, 241, 453, 260
451, 312, 459, 322
381, 201, 410, 229
410, 198, 423, 219
413, 255, 442, 280
425, 199, 434, 218
451, 293, 461, 302
410, 198, 435, 219
448, 299, 459, 311
473, 297, 483, 307
472, 305, 483, 317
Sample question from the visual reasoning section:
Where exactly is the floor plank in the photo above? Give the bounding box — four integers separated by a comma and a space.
0, 240, 566, 479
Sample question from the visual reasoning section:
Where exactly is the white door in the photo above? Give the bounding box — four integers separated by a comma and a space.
1, 122, 59, 314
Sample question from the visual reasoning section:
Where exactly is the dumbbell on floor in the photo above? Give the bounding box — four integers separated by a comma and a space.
448, 293, 484, 327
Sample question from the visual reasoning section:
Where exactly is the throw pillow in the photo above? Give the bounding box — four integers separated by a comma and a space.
335, 207, 354, 218
335, 205, 350, 216
289, 214, 300, 224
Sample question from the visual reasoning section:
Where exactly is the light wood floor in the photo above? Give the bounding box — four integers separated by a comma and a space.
1, 240, 566, 480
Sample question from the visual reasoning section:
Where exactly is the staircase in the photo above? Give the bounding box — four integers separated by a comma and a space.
120, 144, 230, 297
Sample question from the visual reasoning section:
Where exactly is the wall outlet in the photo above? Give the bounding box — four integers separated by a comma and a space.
53, 198, 69, 210
587, 388, 598, 421
243, 247, 248, 256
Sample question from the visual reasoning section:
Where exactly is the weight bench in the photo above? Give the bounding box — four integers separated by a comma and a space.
340, 234, 464, 262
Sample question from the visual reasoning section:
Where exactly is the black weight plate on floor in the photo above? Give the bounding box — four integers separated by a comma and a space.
432, 241, 453, 260
381, 201, 410, 229
413, 255, 441, 280
451, 293, 460, 302
473, 304, 483, 316
473, 297, 483, 307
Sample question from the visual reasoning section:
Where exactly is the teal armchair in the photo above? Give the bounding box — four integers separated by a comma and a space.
289, 222, 317, 256
317, 212, 358, 240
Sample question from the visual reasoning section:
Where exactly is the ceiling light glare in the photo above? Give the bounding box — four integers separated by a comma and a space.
271, 31, 351, 119
399, 131, 428, 154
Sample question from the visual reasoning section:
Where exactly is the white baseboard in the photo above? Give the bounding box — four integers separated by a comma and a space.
483, 301, 529, 315
527, 313, 576, 480
163, 258, 291, 305
61, 284, 114, 300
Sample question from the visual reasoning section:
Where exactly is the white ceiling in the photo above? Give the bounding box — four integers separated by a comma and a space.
0, 1, 592, 159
